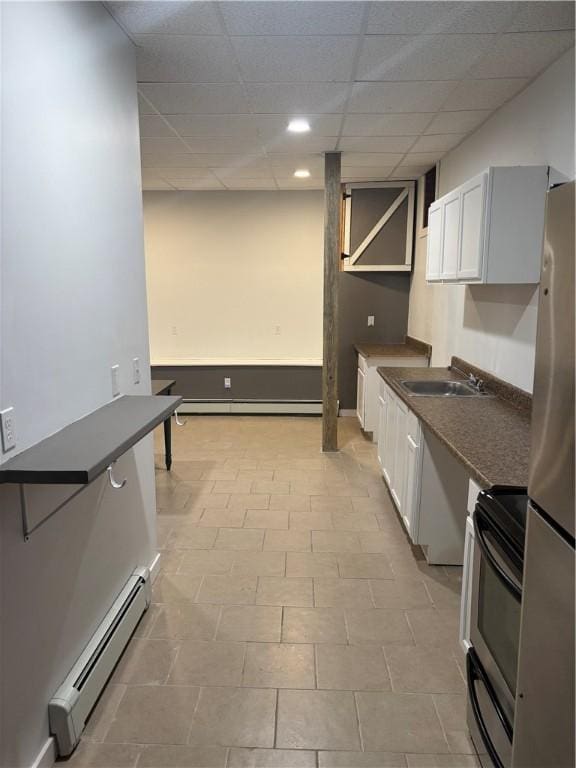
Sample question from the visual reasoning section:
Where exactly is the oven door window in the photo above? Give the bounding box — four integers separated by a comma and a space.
478, 557, 521, 695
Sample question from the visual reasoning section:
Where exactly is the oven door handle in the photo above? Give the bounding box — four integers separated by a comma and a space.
473, 513, 522, 600
467, 647, 513, 768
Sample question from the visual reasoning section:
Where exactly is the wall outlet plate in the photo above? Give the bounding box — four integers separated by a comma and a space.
368, 315, 375, 327
132, 357, 141, 385
0, 407, 16, 452
224, 377, 231, 389
111, 365, 121, 397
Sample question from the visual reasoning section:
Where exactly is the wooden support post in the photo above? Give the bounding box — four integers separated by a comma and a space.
322, 152, 341, 452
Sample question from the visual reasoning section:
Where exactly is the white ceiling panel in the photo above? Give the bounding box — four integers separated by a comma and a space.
139, 84, 250, 114
224, 179, 278, 190
274, 177, 324, 189
357, 34, 495, 82
424, 110, 491, 135
338, 136, 415, 153
213, 165, 274, 180
178, 137, 264, 154
403, 151, 444, 164
264, 135, 338, 153
135, 35, 240, 82
256, 115, 343, 139
366, 2, 517, 34
140, 137, 190, 154
342, 152, 405, 166
246, 83, 349, 114
220, 2, 365, 35
341, 113, 432, 137
469, 31, 574, 79
232, 36, 358, 83
108, 1, 223, 34
139, 114, 177, 138
348, 81, 455, 113
142, 153, 263, 168
342, 168, 395, 181
390, 164, 434, 179
508, 2, 575, 32
154, 168, 221, 182
138, 92, 155, 114
142, 180, 174, 190
166, 115, 260, 138
442, 77, 529, 111
174, 179, 227, 190
410, 134, 465, 153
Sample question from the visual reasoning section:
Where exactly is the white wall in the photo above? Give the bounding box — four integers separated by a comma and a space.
144, 190, 324, 365
409, 48, 575, 392
0, 4, 155, 766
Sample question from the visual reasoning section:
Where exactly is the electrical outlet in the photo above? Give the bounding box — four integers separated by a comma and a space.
132, 357, 141, 385
274, 325, 281, 336
0, 407, 16, 452
111, 365, 121, 397
368, 315, 375, 327
224, 377, 231, 389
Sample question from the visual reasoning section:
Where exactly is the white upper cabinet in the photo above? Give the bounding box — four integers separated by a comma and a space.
426, 166, 549, 284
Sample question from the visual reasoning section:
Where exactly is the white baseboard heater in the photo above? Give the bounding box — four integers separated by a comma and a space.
178, 399, 323, 415
48, 567, 151, 756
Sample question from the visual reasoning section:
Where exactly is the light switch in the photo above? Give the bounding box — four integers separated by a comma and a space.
111, 365, 120, 397
0, 407, 16, 452
368, 315, 375, 327
132, 357, 141, 385
224, 377, 231, 389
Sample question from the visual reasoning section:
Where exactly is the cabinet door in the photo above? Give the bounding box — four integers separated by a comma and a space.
441, 190, 461, 280
404, 432, 422, 541
382, 389, 397, 488
459, 515, 475, 653
458, 173, 487, 281
426, 201, 443, 281
377, 394, 387, 473
391, 400, 408, 513
356, 368, 366, 427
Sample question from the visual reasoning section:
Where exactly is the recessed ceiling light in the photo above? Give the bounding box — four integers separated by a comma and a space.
287, 119, 311, 133
294, 169, 311, 178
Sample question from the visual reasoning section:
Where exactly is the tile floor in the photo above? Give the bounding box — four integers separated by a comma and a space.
64, 416, 478, 768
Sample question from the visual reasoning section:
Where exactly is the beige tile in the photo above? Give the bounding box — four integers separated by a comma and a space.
358, 531, 406, 554
282, 607, 347, 643
188, 687, 276, 748
384, 646, 465, 694
168, 640, 245, 686
199, 508, 246, 528
231, 551, 286, 577
138, 745, 227, 767
152, 573, 203, 604
319, 752, 407, 767
256, 576, 313, 607
351, 498, 387, 514
252, 480, 290, 495
443, 731, 476, 755
158, 549, 186, 574
187, 493, 231, 511
229, 494, 270, 510
243, 642, 315, 688
156, 487, 192, 510
270, 494, 311, 512
83, 683, 127, 741
276, 690, 361, 750
105, 685, 199, 745
197, 575, 257, 605
228, 749, 316, 768
179, 550, 235, 576
405, 756, 479, 768
217, 605, 282, 642
312, 531, 362, 553
311, 496, 352, 513
424, 578, 462, 609
238, 469, 275, 481
168, 526, 219, 550
406, 608, 461, 650
213, 479, 254, 494
111, 638, 178, 685
290, 509, 333, 530
337, 554, 394, 579
314, 578, 374, 609
244, 509, 289, 529
264, 530, 311, 552
64, 742, 140, 767
149, 604, 220, 640
286, 552, 338, 578
432, 693, 467, 732
356, 692, 449, 754
346, 608, 414, 646
371, 579, 433, 610
215, 528, 265, 551
316, 644, 391, 691
332, 511, 380, 531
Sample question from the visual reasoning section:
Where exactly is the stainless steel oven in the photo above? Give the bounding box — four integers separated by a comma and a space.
468, 487, 528, 768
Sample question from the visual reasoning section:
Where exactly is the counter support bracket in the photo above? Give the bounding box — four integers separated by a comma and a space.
19, 483, 87, 542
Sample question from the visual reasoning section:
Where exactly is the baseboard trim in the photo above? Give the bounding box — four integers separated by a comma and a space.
149, 552, 162, 583
30, 736, 56, 768
178, 400, 323, 415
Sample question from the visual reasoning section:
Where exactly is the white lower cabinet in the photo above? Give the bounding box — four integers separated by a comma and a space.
356, 367, 366, 427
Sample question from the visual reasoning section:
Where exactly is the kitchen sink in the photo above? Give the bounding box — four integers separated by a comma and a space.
400, 379, 491, 397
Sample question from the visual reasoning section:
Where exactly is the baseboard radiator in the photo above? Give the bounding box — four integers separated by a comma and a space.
179, 399, 323, 415
48, 567, 151, 756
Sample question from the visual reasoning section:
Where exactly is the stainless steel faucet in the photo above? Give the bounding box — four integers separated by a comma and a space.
468, 373, 485, 393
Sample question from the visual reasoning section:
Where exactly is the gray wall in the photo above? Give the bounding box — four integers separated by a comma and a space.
338, 273, 411, 408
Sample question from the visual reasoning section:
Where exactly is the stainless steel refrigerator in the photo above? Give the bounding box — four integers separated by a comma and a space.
512, 180, 575, 767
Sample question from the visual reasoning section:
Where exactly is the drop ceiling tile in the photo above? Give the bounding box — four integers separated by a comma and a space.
256, 115, 343, 139
342, 168, 395, 181
135, 35, 240, 82
270, 158, 325, 175
342, 152, 405, 166
166, 115, 260, 138
366, 2, 516, 34
357, 34, 495, 82
424, 110, 491, 134
154, 168, 222, 182
404, 152, 444, 164
221, 2, 365, 35
246, 83, 349, 114
213, 165, 274, 180
142, 169, 169, 183
179, 137, 264, 154
142, 153, 263, 168
470, 31, 574, 79
342, 113, 432, 136
264, 135, 338, 153
274, 177, 324, 189
390, 165, 433, 179
108, 2, 223, 34
142, 180, 174, 190
507, 2, 575, 32
140, 137, 189, 154
338, 136, 415, 153
224, 179, 278, 190
139, 84, 250, 115
175, 180, 227, 190
348, 81, 455, 113
410, 134, 465, 152
139, 115, 176, 138
442, 77, 528, 110
138, 92, 155, 115
232, 36, 358, 83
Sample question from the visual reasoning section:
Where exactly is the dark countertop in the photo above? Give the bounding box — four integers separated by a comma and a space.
377, 365, 531, 489
355, 336, 431, 360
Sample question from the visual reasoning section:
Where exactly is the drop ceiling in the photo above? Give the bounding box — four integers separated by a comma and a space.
106, 1, 575, 191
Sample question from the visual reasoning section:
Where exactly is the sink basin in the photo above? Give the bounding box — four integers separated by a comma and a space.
400, 379, 490, 397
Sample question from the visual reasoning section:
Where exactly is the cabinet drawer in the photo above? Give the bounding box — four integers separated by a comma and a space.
358, 354, 368, 374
